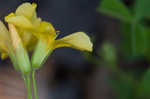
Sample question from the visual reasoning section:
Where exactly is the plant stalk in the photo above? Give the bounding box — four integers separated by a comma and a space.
25, 75, 33, 99
32, 70, 38, 99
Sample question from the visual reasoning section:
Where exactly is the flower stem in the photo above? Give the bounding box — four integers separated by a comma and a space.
32, 70, 39, 99
25, 75, 33, 99
23, 76, 27, 87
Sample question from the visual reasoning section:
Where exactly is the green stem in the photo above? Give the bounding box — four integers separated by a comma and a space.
25, 75, 33, 99
32, 70, 38, 99
131, 21, 136, 56
23, 76, 27, 87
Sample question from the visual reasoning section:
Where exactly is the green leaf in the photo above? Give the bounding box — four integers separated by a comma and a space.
121, 23, 149, 58
110, 74, 134, 99
99, 0, 133, 22
137, 68, 150, 98
134, 0, 150, 21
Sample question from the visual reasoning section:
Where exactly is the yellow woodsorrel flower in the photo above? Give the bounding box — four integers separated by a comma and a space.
5, 2, 40, 51
32, 23, 93, 69
4, 2, 93, 69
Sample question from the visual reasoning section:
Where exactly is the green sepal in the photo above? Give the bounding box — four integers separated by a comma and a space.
15, 44, 31, 75
8, 48, 19, 72
8, 24, 31, 75
32, 39, 53, 69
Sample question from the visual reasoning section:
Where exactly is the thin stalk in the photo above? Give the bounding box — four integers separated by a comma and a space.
25, 75, 33, 99
32, 70, 38, 99
23, 76, 27, 87
131, 21, 136, 56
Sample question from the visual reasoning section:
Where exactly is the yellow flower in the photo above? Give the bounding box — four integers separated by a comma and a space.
5, 3, 39, 29
4, 2, 93, 69
32, 23, 93, 69
5, 2, 40, 51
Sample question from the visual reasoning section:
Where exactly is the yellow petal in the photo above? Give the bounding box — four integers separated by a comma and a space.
54, 32, 93, 52
32, 21, 56, 40
0, 21, 9, 41
15, 2, 36, 19
0, 21, 10, 52
32, 3, 37, 9
38, 21, 56, 34
0, 42, 8, 53
32, 17, 41, 27
1, 52, 8, 60
21, 30, 37, 51
5, 13, 15, 20
5, 16, 33, 29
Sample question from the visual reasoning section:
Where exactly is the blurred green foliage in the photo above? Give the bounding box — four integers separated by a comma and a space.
99, 42, 150, 99
99, 0, 132, 22
99, 0, 150, 58
100, 42, 117, 71
83, 0, 150, 99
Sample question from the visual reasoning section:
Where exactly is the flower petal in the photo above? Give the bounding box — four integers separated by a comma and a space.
5, 15, 33, 29
20, 30, 37, 51
15, 2, 36, 19
32, 21, 56, 40
54, 32, 93, 52
0, 21, 9, 42
38, 21, 56, 34
0, 21, 10, 52
1, 52, 8, 60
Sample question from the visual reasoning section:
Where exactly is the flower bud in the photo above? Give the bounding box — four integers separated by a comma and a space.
32, 39, 53, 69
8, 24, 31, 75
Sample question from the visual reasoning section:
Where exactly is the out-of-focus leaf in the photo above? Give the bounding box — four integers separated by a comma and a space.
134, 0, 150, 21
121, 22, 149, 58
100, 42, 117, 70
137, 68, 150, 98
99, 0, 133, 22
110, 74, 134, 99
144, 28, 150, 61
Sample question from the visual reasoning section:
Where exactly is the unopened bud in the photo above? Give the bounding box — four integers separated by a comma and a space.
32, 39, 53, 69
9, 24, 31, 75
